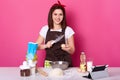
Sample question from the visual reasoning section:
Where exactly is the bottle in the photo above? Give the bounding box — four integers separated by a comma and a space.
80, 52, 87, 72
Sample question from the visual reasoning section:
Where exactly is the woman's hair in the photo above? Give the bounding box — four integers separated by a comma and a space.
48, 3, 67, 29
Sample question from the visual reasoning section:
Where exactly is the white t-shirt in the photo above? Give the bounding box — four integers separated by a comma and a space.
39, 25, 75, 41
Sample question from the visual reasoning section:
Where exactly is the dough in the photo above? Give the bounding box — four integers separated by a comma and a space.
49, 68, 64, 77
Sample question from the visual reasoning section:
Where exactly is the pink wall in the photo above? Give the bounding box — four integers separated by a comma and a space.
0, 0, 120, 67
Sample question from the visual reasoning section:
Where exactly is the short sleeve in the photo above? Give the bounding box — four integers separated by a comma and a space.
39, 25, 49, 39
65, 26, 75, 39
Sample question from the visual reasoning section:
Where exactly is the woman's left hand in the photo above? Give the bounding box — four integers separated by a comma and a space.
61, 44, 71, 52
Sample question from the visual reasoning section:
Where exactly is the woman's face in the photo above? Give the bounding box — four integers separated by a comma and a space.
52, 9, 64, 25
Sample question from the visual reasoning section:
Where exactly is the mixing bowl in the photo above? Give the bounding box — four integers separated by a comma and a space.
50, 61, 69, 70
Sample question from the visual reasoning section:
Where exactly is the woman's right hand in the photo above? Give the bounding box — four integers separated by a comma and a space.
45, 40, 54, 48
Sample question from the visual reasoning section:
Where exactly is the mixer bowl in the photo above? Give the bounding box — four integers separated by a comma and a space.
50, 61, 69, 70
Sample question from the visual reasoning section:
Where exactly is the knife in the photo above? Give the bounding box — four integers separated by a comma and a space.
51, 35, 64, 44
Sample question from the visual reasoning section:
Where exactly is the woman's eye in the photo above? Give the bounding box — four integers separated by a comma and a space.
59, 14, 63, 16
54, 13, 57, 16
53, 13, 63, 16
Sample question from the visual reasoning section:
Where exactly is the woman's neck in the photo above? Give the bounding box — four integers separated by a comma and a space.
53, 24, 62, 30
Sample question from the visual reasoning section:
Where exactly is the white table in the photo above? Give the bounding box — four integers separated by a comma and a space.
0, 67, 120, 80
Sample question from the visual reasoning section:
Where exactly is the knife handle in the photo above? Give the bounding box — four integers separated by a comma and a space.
51, 41, 55, 45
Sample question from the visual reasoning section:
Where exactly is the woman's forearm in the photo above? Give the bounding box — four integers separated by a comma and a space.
37, 44, 47, 50
66, 46, 75, 54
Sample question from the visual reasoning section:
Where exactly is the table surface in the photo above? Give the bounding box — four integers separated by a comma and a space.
0, 67, 120, 80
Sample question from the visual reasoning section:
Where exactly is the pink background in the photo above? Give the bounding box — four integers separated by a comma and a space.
0, 0, 120, 67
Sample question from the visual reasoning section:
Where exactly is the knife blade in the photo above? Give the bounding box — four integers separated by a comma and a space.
51, 35, 64, 44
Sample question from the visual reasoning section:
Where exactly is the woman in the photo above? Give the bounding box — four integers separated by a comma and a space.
36, 1, 75, 67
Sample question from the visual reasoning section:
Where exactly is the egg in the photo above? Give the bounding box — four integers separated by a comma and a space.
61, 44, 66, 48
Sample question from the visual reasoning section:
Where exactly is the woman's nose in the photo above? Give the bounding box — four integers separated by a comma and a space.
56, 15, 60, 18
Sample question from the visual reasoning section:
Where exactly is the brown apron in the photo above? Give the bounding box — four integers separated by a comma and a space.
45, 28, 72, 67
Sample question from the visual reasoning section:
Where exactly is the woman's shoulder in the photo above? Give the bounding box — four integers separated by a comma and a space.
41, 25, 49, 30
66, 26, 74, 32
39, 25, 49, 38
40, 25, 49, 32
65, 26, 75, 38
